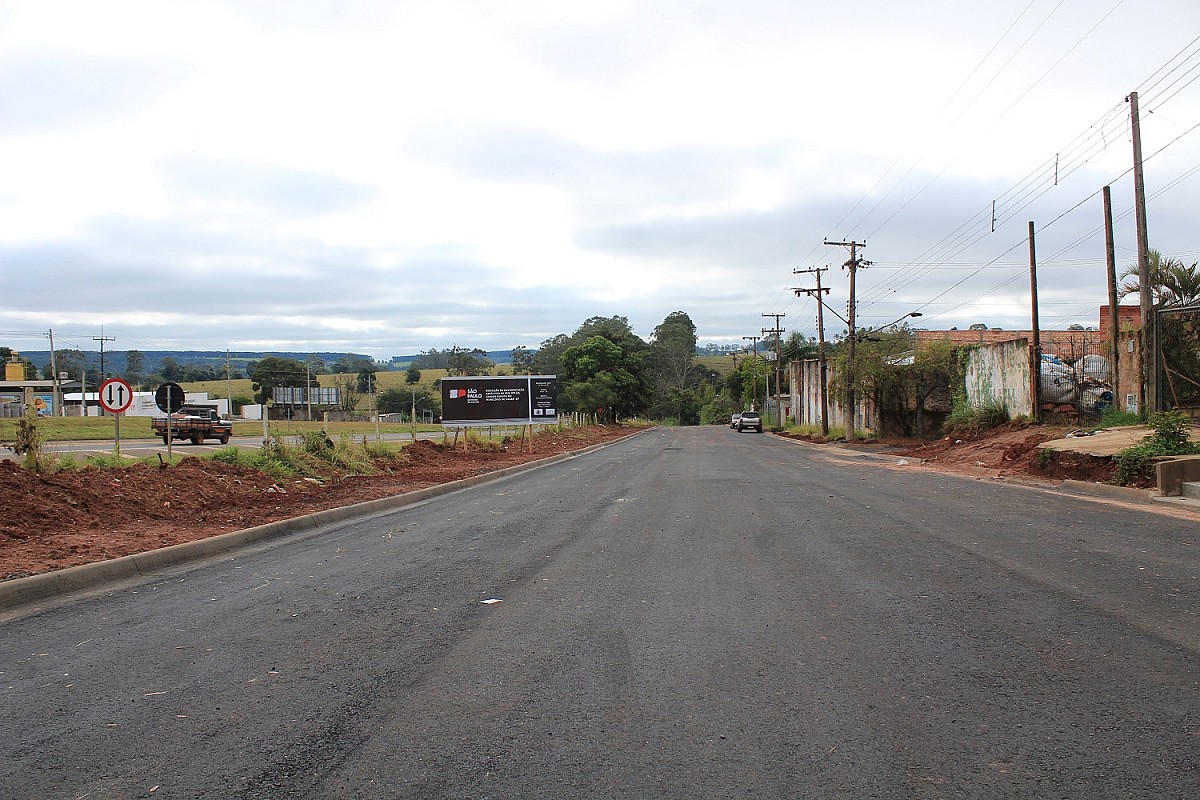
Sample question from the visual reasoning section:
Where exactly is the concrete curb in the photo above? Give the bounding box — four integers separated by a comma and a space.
0, 429, 649, 611
1056, 479, 1155, 504
770, 432, 1200, 512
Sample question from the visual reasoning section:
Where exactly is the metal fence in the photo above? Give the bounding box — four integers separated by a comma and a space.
1040, 339, 1116, 424
1157, 305, 1200, 416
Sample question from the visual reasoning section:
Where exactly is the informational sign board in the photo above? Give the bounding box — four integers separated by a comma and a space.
99, 378, 134, 414
441, 375, 558, 427
32, 394, 54, 416
272, 386, 342, 405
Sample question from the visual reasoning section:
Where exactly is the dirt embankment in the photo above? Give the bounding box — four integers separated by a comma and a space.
1, 426, 637, 581
779, 422, 1122, 485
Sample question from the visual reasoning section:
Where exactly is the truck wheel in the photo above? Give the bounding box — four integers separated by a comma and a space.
161, 435, 170, 445
219, 433, 230, 445
191, 434, 203, 445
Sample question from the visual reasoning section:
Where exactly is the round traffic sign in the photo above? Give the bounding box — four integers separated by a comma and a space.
155, 382, 185, 414
99, 377, 134, 414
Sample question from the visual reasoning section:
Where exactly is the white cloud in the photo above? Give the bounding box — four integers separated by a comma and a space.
1, 0, 1199, 356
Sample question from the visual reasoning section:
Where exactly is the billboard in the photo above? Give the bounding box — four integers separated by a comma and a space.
441, 375, 558, 426
272, 386, 342, 406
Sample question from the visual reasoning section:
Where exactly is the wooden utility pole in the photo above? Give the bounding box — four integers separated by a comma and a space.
1129, 91, 1155, 414
1102, 185, 1121, 408
793, 267, 830, 436
762, 313, 785, 427
1028, 221, 1042, 421
92, 329, 115, 415
47, 328, 62, 417
825, 240, 867, 442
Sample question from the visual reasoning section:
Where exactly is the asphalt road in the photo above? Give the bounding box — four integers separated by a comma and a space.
2, 427, 1198, 798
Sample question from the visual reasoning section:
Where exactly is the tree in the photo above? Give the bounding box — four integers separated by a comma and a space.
405, 366, 421, 384
527, 316, 652, 418
531, 334, 571, 375
378, 385, 439, 417
44, 348, 89, 382
1120, 249, 1200, 308
829, 326, 956, 437
561, 335, 647, 421
648, 311, 703, 422
446, 345, 493, 376
249, 356, 307, 405
125, 350, 144, 387
332, 355, 374, 375
410, 349, 448, 370
510, 346, 535, 375
180, 364, 218, 382
304, 356, 328, 377
336, 377, 361, 413
161, 357, 181, 382
781, 332, 819, 363
356, 364, 379, 393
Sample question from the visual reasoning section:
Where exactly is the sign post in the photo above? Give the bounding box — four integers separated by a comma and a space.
99, 378, 133, 457
155, 382, 185, 460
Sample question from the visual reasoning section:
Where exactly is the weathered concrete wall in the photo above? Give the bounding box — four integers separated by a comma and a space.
788, 358, 855, 434
1113, 329, 1142, 414
965, 338, 1032, 418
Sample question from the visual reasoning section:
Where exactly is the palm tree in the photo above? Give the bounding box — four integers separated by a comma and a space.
1120, 249, 1200, 308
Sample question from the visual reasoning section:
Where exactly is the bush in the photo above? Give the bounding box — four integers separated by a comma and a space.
1148, 410, 1193, 449
1112, 410, 1199, 485
1098, 408, 1143, 428
945, 401, 1009, 437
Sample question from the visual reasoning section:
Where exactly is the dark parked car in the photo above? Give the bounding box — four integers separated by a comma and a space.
736, 411, 762, 433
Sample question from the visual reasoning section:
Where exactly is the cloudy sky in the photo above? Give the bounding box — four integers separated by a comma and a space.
3, 0, 1199, 359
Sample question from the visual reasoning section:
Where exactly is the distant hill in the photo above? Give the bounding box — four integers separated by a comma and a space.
16, 350, 376, 375
14, 349, 520, 376
389, 350, 514, 368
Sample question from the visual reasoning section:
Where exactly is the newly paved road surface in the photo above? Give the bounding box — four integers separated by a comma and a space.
2, 427, 1198, 798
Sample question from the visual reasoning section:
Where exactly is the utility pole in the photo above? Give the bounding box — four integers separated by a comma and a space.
1128, 90, 1154, 414
226, 350, 234, 420
1028, 221, 1042, 421
742, 335, 761, 411
825, 240, 868, 442
93, 328, 115, 415
762, 313, 785, 428
92, 329, 115, 382
793, 267, 830, 436
46, 328, 62, 417
1102, 186, 1121, 408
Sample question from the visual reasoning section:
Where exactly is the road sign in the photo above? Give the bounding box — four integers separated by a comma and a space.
99, 378, 134, 414
155, 382, 185, 414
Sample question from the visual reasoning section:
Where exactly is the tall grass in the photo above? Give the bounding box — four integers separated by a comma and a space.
945, 400, 1009, 436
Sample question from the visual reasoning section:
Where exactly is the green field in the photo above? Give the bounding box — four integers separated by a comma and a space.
0, 416, 444, 443
182, 368, 455, 408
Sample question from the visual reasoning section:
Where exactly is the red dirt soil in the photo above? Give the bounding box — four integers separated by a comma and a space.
780, 422, 1122, 485
1, 426, 637, 581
